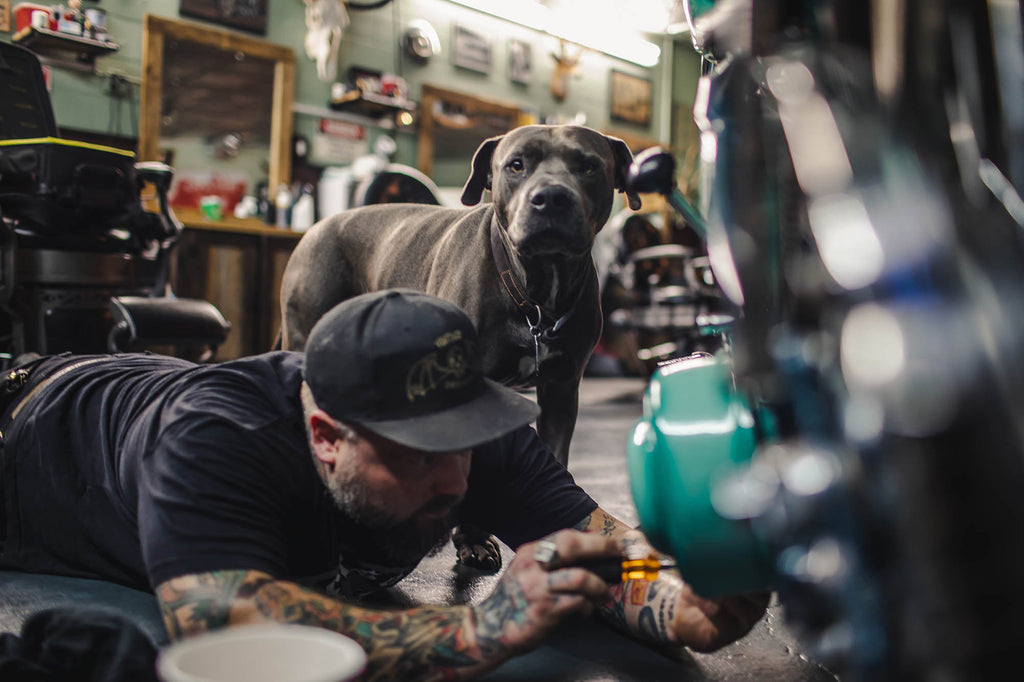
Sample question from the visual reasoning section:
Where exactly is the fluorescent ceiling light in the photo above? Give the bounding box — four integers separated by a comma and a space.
446, 0, 662, 67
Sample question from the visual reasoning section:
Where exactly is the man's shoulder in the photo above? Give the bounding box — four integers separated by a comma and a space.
192, 351, 303, 390
165, 351, 305, 429
472, 424, 547, 465
213, 350, 304, 379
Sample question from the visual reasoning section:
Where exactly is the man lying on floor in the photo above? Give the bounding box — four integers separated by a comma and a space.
0, 289, 768, 680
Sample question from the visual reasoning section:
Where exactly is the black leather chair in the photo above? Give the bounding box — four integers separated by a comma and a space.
0, 42, 229, 365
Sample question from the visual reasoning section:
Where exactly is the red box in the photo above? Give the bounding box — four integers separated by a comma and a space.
14, 3, 51, 33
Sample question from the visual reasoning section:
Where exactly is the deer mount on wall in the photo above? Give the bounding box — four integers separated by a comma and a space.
550, 39, 586, 102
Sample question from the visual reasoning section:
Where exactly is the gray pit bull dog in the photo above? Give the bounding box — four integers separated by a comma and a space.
279, 124, 641, 567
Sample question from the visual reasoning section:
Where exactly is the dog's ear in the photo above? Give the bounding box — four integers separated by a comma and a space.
461, 135, 502, 205
605, 135, 643, 211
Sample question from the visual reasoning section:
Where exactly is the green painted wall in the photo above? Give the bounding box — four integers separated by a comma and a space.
2, 0, 703, 187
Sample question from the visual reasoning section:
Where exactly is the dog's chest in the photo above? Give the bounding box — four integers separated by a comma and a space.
485, 323, 566, 389
516, 341, 562, 386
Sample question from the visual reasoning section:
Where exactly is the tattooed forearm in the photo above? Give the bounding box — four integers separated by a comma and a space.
598, 573, 682, 646
156, 570, 260, 638
252, 579, 481, 680
156, 570, 492, 681
574, 509, 621, 537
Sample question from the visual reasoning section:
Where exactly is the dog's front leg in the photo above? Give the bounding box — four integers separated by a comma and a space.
535, 378, 581, 468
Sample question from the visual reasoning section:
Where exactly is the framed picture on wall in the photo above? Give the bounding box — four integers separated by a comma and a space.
180, 0, 268, 35
508, 39, 531, 85
452, 24, 492, 74
609, 70, 652, 127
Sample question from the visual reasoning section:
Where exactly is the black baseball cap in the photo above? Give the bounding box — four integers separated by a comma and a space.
303, 289, 540, 452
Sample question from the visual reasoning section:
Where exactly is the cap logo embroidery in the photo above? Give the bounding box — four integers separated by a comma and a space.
405, 332, 475, 401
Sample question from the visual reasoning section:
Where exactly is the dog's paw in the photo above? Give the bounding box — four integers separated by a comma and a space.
453, 530, 503, 573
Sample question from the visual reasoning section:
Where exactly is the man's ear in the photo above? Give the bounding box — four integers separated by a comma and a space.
605, 135, 643, 211
309, 411, 342, 468
461, 135, 502, 205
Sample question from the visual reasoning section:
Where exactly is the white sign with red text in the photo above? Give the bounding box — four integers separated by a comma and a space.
312, 119, 368, 164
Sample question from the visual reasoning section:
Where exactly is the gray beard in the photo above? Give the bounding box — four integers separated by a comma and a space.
325, 467, 459, 566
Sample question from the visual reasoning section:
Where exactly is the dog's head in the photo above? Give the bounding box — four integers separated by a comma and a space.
461, 125, 642, 257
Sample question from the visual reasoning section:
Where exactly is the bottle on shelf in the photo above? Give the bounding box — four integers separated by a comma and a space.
274, 183, 293, 229
290, 183, 316, 232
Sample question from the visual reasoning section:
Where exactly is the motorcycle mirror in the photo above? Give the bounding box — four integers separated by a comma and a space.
627, 147, 676, 197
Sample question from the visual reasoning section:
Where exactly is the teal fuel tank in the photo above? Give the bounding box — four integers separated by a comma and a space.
627, 353, 776, 597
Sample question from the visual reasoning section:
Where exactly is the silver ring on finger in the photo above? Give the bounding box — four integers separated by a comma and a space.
534, 539, 559, 569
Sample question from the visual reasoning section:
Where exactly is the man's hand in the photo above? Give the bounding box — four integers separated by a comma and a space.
616, 528, 769, 651
573, 511, 770, 653
669, 584, 770, 652
471, 529, 619, 657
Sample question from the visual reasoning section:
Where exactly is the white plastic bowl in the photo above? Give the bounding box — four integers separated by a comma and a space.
156, 624, 367, 682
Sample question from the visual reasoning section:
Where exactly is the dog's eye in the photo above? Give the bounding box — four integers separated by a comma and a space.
507, 159, 525, 173
580, 161, 599, 176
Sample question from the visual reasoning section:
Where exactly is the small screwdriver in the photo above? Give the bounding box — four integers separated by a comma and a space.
554, 556, 678, 584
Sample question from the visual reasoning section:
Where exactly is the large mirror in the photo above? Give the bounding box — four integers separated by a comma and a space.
139, 14, 295, 220
416, 84, 525, 189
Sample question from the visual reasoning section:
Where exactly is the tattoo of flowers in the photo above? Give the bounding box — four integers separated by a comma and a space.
254, 581, 479, 679
157, 571, 249, 637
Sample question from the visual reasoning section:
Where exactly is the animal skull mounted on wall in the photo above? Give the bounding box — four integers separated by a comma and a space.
304, 0, 349, 82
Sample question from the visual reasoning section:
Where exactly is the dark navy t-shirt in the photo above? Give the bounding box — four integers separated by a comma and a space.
0, 352, 596, 592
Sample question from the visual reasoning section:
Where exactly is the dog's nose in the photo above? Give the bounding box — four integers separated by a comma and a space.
530, 186, 574, 216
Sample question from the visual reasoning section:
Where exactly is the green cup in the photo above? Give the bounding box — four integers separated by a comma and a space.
199, 195, 223, 221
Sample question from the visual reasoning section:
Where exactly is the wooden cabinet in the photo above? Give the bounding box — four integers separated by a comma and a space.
170, 210, 303, 360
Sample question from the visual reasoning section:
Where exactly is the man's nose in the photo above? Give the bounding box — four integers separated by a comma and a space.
431, 451, 470, 497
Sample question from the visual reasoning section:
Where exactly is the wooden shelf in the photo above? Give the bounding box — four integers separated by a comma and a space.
12, 26, 120, 61
329, 91, 416, 118
174, 208, 304, 239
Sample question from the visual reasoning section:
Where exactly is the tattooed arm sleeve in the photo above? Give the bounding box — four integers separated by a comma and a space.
155, 570, 508, 681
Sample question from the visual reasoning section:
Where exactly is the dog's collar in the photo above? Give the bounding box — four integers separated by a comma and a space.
489, 222, 591, 375
490, 223, 546, 314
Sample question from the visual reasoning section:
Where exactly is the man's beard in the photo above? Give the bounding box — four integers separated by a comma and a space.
325, 466, 461, 566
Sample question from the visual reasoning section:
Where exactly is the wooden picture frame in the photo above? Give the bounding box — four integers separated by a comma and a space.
508, 38, 531, 85
452, 24, 492, 74
179, 0, 268, 35
609, 70, 652, 127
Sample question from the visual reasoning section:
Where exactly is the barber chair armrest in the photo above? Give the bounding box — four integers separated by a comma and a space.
108, 296, 230, 356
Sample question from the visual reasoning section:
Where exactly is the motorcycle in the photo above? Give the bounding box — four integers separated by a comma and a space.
625, 1, 1024, 679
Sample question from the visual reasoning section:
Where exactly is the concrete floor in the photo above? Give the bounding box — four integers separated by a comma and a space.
393, 376, 841, 681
